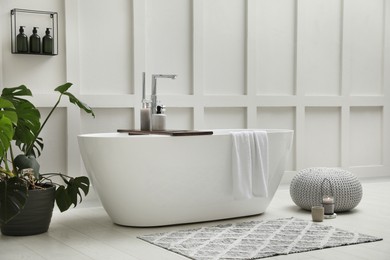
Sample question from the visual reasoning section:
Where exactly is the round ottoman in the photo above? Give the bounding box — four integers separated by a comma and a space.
290, 167, 363, 212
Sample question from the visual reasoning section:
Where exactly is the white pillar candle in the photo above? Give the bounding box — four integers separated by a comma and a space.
141, 108, 150, 130
322, 196, 335, 215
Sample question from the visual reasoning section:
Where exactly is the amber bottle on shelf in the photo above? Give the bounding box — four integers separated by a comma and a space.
42, 28, 53, 54
16, 26, 28, 53
29, 27, 41, 53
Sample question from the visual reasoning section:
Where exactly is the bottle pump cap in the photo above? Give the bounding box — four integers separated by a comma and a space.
19, 26, 25, 33
156, 105, 165, 114
33, 27, 39, 33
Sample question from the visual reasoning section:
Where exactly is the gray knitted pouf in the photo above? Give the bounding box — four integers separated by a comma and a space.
290, 167, 363, 212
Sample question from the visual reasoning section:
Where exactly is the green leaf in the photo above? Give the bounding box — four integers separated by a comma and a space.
0, 177, 28, 224
16, 136, 44, 158
0, 97, 17, 160
54, 83, 95, 118
74, 176, 90, 196
63, 92, 95, 117
55, 186, 72, 212
0, 115, 14, 160
1, 86, 41, 156
0, 98, 17, 125
67, 179, 78, 205
54, 82, 73, 94
1, 85, 32, 98
13, 101, 41, 153
54, 176, 90, 212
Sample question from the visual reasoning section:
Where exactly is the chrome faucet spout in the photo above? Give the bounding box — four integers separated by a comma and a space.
153, 74, 177, 80
151, 74, 177, 115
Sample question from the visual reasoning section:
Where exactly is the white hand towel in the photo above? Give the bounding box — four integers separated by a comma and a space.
231, 131, 269, 199
231, 131, 253, 199
252, 131, 269, 197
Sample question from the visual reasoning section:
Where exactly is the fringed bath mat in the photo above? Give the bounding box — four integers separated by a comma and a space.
138, 217, 382, 260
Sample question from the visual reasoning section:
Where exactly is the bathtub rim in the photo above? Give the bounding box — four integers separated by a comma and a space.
78, 129, 294, 138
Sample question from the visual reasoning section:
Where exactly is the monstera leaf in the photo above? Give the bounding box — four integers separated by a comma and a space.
1, 86, 41, 157
0, 97, 17, 124
55, 83, 95, 117
0, 98, 17, 160
54, 176, 90, 212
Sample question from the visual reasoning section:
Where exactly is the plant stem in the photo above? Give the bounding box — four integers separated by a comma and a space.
1, 150, 14, 177
25, 93, 63, 155
9, 145, 16, 175
0, 169, 14, 177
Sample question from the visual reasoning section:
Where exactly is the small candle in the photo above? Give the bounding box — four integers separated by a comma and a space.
323, 196, 334, 204
322, 196, 335, 215
140, 101, 151, 131
311, 206, 324, 222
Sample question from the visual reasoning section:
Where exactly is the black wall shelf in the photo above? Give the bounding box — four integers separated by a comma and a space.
10, 8, 58, 56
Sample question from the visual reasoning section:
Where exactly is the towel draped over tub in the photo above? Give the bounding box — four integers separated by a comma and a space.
231, 131, 269, 200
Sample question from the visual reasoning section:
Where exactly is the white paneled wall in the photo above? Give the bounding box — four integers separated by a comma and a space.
0, 0, 389, 182
146, 0, 193, 95
297, 0, 342, 96
255, 0, 296, 96
79, 0, 133, 95
203, 0, 246, 95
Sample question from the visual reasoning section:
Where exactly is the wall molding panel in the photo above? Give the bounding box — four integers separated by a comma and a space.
1, 0, 389, 182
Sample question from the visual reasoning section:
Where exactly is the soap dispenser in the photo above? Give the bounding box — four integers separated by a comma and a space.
152, 105, 166, 131
42, 28, 53, 54
16, 26, 28, 53
30, 27, 41, 53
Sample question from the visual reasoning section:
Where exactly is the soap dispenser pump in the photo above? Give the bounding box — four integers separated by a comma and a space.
42, 28, 53, 54
152, 105, 166, 131
30, 27, 41, 53
16, 26, 28, 53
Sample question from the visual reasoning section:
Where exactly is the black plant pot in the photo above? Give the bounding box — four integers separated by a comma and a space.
1, 184, 55, 236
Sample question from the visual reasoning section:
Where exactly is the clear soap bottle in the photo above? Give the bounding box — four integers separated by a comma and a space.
16, 26, 28, 53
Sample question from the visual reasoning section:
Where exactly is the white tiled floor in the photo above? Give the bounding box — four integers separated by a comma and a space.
1, 178, 389, 260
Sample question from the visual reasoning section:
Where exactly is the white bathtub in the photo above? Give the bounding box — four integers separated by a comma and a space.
78, 129, 293, 227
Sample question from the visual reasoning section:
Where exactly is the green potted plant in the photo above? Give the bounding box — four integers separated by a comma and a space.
0, 83, 94, 236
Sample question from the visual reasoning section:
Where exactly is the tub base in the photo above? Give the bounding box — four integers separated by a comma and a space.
100, 194, 271, 227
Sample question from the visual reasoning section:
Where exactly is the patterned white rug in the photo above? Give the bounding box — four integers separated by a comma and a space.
138, 217, 382, 260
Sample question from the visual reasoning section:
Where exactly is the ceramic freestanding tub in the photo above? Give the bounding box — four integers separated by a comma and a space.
78, 129, 293, 227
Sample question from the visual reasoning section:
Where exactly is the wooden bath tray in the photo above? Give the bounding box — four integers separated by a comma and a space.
117, 129, 213, 136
